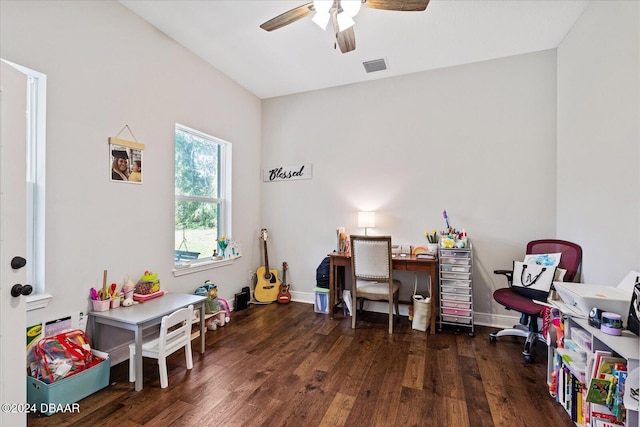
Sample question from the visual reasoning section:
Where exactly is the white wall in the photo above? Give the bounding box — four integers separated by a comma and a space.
0, 1, 263, 334
557, 1, 640, 284
2, 0, 637, 340
262, 50, 559, 326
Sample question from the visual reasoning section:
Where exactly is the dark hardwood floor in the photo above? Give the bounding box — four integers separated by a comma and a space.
28, 302, 573, 426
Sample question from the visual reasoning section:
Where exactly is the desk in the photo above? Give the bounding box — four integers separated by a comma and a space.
89, 292, 207, 391
328, 253, 438, 334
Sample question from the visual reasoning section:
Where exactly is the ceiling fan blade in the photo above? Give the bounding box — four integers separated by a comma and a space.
364, 0, 430, 12
336, 27, 356, 54
260, 2, 314, 31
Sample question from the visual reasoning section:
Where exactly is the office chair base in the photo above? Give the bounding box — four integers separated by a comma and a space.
489, 326, 545, 363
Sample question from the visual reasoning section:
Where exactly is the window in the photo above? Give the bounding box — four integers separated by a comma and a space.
174, 124, 232, 271
2, 60, 49, 310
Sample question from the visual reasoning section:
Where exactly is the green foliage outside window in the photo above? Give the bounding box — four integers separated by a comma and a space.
175, 127, 223, 258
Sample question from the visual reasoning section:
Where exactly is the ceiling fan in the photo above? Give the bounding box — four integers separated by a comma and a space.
260, 0, 430, 54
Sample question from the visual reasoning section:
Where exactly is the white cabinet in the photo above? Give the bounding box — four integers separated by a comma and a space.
548, 314, 639, 427
438, 243, 474, 336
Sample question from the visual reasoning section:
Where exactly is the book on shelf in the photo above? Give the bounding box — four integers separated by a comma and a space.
585, 354, 627, 425
586, 355, 625, 402
587, 378, 612, 405
613, 369, 627, 421
591, 410, 624, 427
416, 253, 436, 259
590, 350, 613, 380
593, 418, 623, 427
556, 365, 586, 424
572, 376, 584, 423
596, 357, 626, 380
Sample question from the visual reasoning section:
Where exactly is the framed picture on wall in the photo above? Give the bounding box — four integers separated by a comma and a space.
109, 137, 144, 184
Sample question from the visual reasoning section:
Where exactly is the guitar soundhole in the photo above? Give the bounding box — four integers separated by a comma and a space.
264, 272, 272, 281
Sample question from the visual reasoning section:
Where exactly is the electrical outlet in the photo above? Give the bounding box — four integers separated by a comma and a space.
78, 312, 88, 331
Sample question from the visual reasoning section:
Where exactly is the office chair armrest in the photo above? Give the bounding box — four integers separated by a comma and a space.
493, 269, 513, 285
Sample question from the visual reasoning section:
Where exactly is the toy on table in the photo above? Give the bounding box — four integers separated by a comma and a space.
122, 278, 135, 306
134, 270, 164, 301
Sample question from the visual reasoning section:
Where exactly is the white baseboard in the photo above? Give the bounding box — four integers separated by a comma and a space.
473, 312, 520, 330
290, 290, 315, 304
291, 290, 521, 330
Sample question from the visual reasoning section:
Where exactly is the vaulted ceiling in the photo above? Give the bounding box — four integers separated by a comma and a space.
120, 0, 589, 99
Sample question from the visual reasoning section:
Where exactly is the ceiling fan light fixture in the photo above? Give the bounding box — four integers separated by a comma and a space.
336, 11, 355, 32
341, 0, 362, 17
312, 11, 331, 30
313, 0, 333, 14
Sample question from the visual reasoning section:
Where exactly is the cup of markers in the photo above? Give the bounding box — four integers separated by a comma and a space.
90, 287, 110, 312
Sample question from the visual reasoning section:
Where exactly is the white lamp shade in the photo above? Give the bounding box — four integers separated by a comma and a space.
341, 0, 362, 17
358, 211, 376, 229
336, 12, 355, 32
312, 11, 331, 30
313, 0, 332, 13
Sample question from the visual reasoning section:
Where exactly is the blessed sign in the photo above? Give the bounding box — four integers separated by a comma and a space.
263, 164, 312, 182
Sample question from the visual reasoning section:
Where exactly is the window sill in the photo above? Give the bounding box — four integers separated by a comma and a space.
172, 256, 240, 277
26, 293, 53, 311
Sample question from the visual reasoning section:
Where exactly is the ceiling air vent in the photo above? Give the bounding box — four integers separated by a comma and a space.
363, 58, 387, 73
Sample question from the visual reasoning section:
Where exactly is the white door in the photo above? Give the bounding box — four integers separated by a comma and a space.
0, 60, 29, 426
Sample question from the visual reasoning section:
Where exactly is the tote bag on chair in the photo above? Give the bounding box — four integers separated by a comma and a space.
512, 261, 557, 302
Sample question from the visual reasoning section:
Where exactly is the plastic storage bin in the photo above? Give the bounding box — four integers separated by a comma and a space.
439, 241, 474, 336
27, 350, 110, 416
314, 287, 330, 314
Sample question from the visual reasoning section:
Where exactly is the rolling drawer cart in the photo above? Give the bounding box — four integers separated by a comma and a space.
438, 242, 474, 336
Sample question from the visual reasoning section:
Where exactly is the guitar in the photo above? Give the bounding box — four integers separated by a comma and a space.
254, 229, 280, 302
277, 262, 291, 304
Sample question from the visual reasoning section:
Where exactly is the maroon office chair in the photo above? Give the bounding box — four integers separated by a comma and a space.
489, 239, 582, 362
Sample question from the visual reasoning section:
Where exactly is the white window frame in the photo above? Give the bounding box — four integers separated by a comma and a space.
2, 60, 50, 310
173, 124, 233, 276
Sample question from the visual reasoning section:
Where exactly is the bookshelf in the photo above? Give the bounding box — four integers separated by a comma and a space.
548, 313, 639, 427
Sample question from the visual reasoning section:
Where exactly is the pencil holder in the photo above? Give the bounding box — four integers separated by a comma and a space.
92, 299, 110, 312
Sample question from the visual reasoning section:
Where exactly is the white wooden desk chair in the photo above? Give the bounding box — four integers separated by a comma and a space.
129, 304, 194, 388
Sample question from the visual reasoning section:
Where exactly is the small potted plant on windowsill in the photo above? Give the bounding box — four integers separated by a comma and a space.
217, 236, 228, 259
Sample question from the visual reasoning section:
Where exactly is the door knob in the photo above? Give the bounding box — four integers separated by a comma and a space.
11, 284, 32, 297
11, 256, 26, 270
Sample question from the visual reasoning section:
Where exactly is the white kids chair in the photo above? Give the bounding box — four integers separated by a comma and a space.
129, 304, 194, 388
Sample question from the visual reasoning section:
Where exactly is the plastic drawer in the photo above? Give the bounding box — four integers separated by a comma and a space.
441, 293, 472, 302
439, 250, 471, 258
569, 327, 592, 351
442, 308, 472, 316
441, 314, 472, 325
441, 300, 472, 309
440, 257, 471, 265
441, 272, 471, 280
441, 279, 471, 287
442, 265, 471, 273
441, 286, 471, 295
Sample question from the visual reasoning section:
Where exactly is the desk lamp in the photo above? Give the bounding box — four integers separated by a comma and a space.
358, 211, 376, 236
